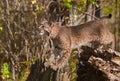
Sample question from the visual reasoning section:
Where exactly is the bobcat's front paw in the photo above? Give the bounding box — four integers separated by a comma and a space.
51, 65, 58, 70
52, 60, 67, 70
50, 63, 64, 70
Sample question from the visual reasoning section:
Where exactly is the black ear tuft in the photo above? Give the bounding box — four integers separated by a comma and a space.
108, 14, 112, 18
48, 21, 52, 26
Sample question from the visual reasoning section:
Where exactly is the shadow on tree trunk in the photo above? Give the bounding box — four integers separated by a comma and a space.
26, 59, 71, 81
26, 60, 54, 81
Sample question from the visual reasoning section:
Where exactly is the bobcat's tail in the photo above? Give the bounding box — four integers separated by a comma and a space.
100, 14, 112, 19
107, 14, 112, 18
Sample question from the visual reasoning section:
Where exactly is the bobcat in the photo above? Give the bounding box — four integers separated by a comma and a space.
40, 14, 115, 70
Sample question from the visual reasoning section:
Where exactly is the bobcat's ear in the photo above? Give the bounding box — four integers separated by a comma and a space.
48, 21, 54, 27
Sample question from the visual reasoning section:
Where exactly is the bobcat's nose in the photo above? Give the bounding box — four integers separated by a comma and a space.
35, 25, 45, 36
39, 29, 45, 35
35, 29, 45, 36
38, 29, 45, 35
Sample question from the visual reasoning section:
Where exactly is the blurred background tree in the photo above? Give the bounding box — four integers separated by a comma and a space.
0, 0, 120, 81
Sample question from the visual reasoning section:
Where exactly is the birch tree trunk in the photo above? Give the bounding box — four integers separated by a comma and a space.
85, 0, 93, 22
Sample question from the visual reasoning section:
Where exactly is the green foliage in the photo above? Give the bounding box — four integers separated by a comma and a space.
31, 0, 37, 4
0, 25, 3, 31
89, 0, 96, 4
63, 0, 72, 9
63, 0, 87, 10
77, 0, 86, 10
102, 5, 112, 14
39, 5, 44, 10
0, 63, 10, 80
69, 50, 78, 81
115, 26, 119, 39
63, 0, 72, 3
78, 2, 85, 10
18, 68, 30, 81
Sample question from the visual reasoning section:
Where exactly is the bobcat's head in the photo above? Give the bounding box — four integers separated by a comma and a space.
39, 21, 54, 35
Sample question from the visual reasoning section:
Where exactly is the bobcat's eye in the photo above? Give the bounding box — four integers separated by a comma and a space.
40, 24, 44, 28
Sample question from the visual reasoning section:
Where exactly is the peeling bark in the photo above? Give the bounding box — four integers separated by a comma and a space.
78, 46, 120, 81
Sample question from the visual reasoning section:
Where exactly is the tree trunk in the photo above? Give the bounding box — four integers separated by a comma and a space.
85, 0, 93, 22
26, 46, 120, 81
26, 60, 54, 81
95, 0, 101, 18
26, 60, 71, 81
77, 46, 120, 81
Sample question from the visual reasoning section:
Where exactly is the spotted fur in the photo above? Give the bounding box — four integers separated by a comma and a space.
41, 14, 115, 70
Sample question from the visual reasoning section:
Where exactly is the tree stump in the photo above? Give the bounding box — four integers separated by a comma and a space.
26, 46, 120, 81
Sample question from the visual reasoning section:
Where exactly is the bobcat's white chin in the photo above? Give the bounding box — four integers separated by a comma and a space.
39, 30, 45, 35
